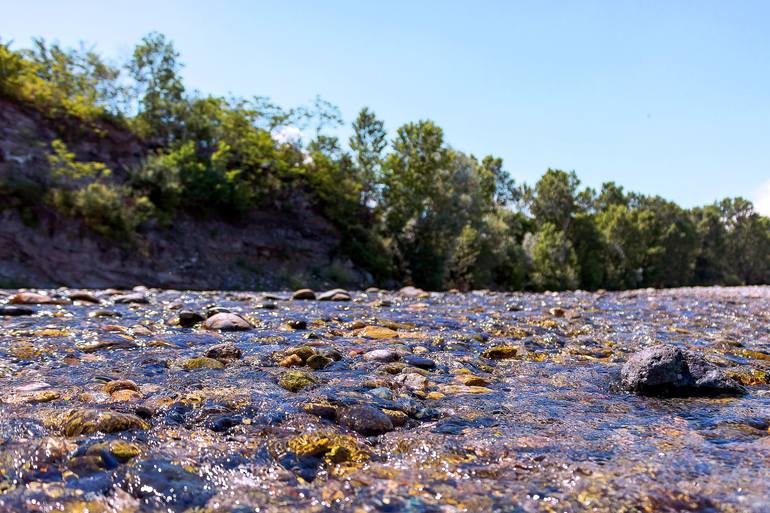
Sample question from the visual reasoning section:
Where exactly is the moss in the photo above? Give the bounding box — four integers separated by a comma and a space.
182, 357, 226, 370
279, 370, 318, 392
726, 368, 770, 385
87, 440, 142, 462
285, 346, 316, 362
287, 432, 369, 464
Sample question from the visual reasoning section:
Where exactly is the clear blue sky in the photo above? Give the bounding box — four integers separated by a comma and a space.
3, 0, 770, 212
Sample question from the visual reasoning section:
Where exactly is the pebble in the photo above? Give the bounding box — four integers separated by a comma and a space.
403, 354, 436, 369
205, 342, 242, 360
292, 289, 316, 300
306, 354, 333, 370
69, 291, 101, 303
364, 349, 400, 363
9, 292, 65, 305
279, 370, 318, 392
0, 305, 35, 316
103, 379, 139, 394
124, 459, 212, 509
337, 405, 394, 435
202, 312, 252, 331
60, 408, 150, 436
178, 310, 205, 327
286, 319, 307, 330
482, 345, 518, 359
182, 357, 226, 370
360, 326, 398, 339
318, 289, 352, 301
113, 292, 148, 304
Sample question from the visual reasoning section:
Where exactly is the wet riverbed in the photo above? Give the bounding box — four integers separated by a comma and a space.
0, 286, 768, 512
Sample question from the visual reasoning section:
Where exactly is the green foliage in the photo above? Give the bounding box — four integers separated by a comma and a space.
523, 222, 579, 290
350, 107, 387, 205
4, 33, 770, 290
47, 140, 153, 240
529, 169, 580, 230
0, 39, 122, 124
127, 32, 186, 143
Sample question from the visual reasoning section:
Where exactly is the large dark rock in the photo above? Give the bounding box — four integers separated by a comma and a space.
620, 345, 745, 397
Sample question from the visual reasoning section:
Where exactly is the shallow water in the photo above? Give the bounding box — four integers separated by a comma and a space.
0, 286, 768, 512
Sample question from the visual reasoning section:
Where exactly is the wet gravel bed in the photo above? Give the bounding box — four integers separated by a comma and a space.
0, 286, 768, 512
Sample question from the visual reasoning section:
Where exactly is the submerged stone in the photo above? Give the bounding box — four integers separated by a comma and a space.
279, 370, 318, 392
123, 459, 212, 510
205, 342, 242, 360
481, 345, 518, 359
337, 405, 394, 435
182, 357, 226, 370
60, 408, 150, 436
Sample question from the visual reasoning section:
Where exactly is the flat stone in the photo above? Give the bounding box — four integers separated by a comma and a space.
318, 289, 351, 301
202, 312, 252, 331
9, 292, 66, 305
403, 354, 436, 369
292, 289, 316, 300
113, 292, 148, 304
68, 291, 101, 303
0, 305, 35, 316
394, 372, 429, 390
360, 326, 398, 339
364, 349, 400, 363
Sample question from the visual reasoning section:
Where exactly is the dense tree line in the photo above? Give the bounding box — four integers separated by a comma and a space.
1, 34, 769, 290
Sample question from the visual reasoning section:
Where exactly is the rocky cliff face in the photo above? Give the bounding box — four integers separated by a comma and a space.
0, 97, 368, 290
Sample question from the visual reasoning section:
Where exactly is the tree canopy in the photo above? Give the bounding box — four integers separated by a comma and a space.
1, 34, 769, 290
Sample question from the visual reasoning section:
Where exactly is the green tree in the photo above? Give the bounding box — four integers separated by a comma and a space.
128, 32, 186, 144
529, 169, 581, 231
349, 107, 387, 206
523, 222, 579, 290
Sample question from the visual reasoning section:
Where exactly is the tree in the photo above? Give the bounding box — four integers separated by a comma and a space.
349, 107, 386, 206
719, 198, 770, 284
529, 169, 581, 231
691, 205, 729, 285
523, 222, 579, 290
128, 32, 186, 144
